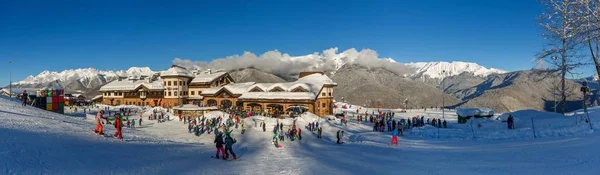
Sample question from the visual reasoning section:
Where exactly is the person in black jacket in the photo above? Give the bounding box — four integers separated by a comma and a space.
21, 90, 28, 106
336, 130, 341, 144
214, 132, 225, 159
279, 123, 283, 131
262, 122, 266, 132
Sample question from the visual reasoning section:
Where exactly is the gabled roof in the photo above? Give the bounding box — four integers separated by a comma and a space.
99, 79, 165, 91
236, 73, 336, 100
239, 92, 316, 100
191, 72, 228, 83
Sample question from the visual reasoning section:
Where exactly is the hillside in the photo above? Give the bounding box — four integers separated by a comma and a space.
330, 64, 460, 108
452, 70, 583, 113
228, 68, 287, 83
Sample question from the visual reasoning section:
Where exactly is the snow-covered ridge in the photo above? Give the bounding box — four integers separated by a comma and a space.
405, 61, 507, 79
15, 67, 156, 85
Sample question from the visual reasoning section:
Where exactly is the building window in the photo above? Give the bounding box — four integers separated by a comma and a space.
183, 81, 186, 86
179, 81, 182, 86
329, 92, 332, 96
322, 103, 325, 108
191, 91, 195, 95
168, 92, 172, 96
164, 82, 166, 86
168, 81, 171, 86
322, 92, 326, 96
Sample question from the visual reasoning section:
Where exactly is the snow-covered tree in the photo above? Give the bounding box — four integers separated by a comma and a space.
537, 0, 586, 114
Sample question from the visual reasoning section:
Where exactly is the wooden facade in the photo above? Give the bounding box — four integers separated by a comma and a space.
99, 68, 336, 117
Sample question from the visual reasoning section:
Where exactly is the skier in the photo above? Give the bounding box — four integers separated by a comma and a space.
214, 132, 225, 159
443, 120, 447, 128
139, 117, 143, 126
262, 122, 266, 132
391, 128, 399, 145
21, 90, 28, 106
94, 110, 105, 135
241, 123, 245, 135
224, 134, 237, 160
317, 127, 322, 138
273, 126, 279, 143
279, 123, 283, 131
437, 119, 442, 128
298, 128, 302, 140
114, 114, 123, 141
131, 119, 136, 129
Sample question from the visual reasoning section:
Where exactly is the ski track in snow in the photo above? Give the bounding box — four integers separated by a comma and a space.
1, 97, 599, 174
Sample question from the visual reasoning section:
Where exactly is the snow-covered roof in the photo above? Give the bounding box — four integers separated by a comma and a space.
239, 92, 316, 100
191, 72, 227, 83
99, 79, 165, 91
173, 104, 218, 111
160, 65, 193, 78
247, 83, 275, 92
202, 74, 336, 100
72, 94, 85, 98
202, 82, 256, 95
92, 95, 103, 101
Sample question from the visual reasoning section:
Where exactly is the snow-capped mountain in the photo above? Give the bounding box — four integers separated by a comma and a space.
15, 67, 156, 86
405, 61, 506, 79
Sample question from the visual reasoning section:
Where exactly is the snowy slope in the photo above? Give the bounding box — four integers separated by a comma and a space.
2, 95, 600, 174
406, 61, 507, 79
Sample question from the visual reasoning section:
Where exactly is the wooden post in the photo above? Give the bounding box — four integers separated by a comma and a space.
470, 120, 476, 139
531, 118, 537, 138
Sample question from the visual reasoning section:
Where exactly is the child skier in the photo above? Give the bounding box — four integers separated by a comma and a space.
131, 119, 136, 129
114, 114, 123, 141
391, 128, 399, 146
94, 110, 105, 135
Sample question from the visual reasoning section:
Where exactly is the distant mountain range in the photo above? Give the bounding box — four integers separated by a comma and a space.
10, 57, 586, 113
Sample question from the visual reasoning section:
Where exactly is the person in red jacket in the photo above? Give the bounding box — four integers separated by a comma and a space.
114, 114, 123, 141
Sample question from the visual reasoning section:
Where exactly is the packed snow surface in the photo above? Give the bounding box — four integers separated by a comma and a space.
1, 97, 599, 174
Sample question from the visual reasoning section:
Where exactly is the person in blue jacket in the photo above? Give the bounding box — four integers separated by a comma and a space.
224, 134, 237, 160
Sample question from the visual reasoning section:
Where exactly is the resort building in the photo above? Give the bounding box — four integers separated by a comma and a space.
98, 65, 336, 116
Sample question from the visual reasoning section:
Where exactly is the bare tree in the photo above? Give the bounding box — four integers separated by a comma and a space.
537, 0, 586, 114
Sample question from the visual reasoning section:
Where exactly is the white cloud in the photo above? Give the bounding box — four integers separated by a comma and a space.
172, 47, 413, 77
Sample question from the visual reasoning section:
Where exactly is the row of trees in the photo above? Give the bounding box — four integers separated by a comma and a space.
538, 0, 600, 114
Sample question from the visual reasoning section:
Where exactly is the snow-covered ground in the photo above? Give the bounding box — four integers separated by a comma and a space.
1, 97, 599, 174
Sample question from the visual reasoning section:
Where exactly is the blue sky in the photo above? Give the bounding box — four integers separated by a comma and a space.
0, 0, 571, 86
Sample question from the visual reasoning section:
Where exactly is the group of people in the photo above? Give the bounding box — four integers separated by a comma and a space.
426, 118, 447, 129
272, 122, 303, 144
150, 109, 168, 122
93, 110, 124, 141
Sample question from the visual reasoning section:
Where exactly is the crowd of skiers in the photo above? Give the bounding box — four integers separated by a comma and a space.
272, 121, 303, 145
